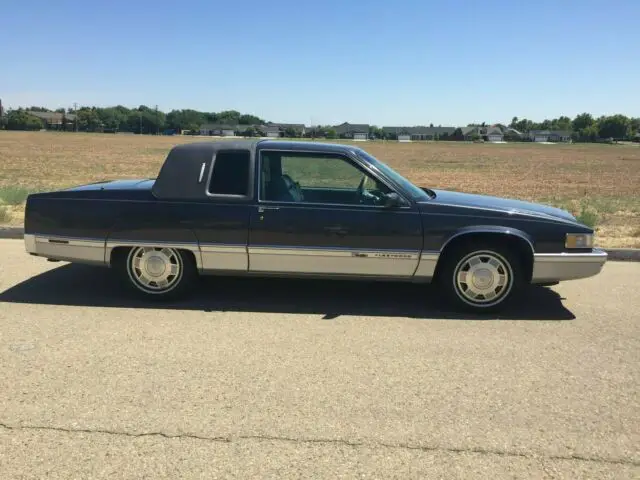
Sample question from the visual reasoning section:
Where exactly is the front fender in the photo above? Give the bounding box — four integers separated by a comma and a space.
439, 225, 535, 255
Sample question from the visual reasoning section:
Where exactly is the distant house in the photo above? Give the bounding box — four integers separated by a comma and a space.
261, 122, 306, 137
382, 126, 457, 141
27, 111, 76, 130
261, 125, 282, 138
548, 131, 572, 142
461, 125, 504, 142
199, 122, 307, 138
199, 124, 237, 136
528, 130, 572, 142
503, 127, 524, 139
414, 126, 457, 140
333, 122, 370, 140
530, 130, 551, 142
382, 126, 412, 141
485, 126, 504, 142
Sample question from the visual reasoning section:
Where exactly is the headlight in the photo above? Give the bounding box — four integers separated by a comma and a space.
565, 233, 594, 249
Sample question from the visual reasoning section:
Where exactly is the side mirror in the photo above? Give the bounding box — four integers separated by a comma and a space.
384, 192, 404, 208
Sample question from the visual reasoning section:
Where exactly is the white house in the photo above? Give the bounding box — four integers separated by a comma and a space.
486, 127, 504, 142
199, 124, 237, 136
530, 130, 551, 142
529, 130, 572, 142
264, 126, 281, 138
262, 123, 306, 137
461, 126, 504, 142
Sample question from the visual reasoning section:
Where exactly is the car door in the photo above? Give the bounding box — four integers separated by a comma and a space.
247, 147, 423, 278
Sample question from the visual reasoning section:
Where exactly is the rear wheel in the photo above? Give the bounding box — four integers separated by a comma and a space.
114, 246, 198, 301
437, 241, 526, 313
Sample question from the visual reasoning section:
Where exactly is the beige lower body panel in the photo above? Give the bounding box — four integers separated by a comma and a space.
248, 247, 422, 277
24, 234, 437, 281
201, 244, 248, 271
413, 252, 439, 279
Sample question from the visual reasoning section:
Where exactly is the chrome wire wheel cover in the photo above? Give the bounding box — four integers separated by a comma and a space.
453, 250, 513, 307
126, 246, 183, 294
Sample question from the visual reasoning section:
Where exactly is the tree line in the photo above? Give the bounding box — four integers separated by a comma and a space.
0, 105, 266, 134
1, 104, 639, 142
508, 114, 640, 142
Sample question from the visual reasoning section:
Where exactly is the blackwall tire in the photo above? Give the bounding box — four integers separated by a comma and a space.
437, 241, 525, 313
114, 246, 198, 301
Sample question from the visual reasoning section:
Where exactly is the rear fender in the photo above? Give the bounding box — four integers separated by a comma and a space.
105, 229, 203, 270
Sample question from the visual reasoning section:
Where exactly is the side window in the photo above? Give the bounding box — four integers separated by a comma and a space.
259, 151, 392, 205
281, 155, 364, 189
207, 150, 250, 196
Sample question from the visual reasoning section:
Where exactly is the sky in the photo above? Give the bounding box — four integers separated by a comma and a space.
1, 0, 639, 126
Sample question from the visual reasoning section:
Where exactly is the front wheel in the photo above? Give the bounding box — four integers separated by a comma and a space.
114, 246, 198, 301
437, 242, 525, 313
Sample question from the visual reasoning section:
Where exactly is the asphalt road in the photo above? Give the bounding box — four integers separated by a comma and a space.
0, 239, 638, 479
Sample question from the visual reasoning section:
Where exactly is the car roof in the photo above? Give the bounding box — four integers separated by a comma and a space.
174, 139, 359, 155
255, 139, 358, 154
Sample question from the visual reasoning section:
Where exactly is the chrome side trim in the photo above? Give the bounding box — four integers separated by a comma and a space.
248, 245, 420, 277
200, 243, 248, 271
249, 246, 419, 258
30, 235, 107, 266
413, 251, 439, 279
531, 249, 607, 283
105, 239, 203, 270
256, 198, 412, 210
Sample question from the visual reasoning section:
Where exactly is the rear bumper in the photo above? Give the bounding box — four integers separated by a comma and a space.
24, 233, 107, 266
531, 248, 608, 284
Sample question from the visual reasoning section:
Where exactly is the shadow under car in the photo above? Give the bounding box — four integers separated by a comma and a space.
0, 264, 575, 321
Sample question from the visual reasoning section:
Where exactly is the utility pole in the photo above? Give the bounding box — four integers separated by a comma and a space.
155, 105, 159, 135
73, 102, 78, 132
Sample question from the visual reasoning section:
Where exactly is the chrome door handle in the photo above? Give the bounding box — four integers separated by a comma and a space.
258, 206, 280, 213
324, 226, 348, 236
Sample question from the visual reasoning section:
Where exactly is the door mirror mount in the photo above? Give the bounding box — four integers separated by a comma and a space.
383, 192, 405, 208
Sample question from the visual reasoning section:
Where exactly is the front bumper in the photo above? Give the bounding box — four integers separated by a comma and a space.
531, 248, 608, 284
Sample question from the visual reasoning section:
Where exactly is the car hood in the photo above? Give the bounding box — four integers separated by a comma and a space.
423, 188, 577, 222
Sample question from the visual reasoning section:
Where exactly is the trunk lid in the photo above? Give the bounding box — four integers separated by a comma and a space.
63, 179, 155, 191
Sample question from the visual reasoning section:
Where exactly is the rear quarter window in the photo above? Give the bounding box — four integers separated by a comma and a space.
207, 150, 250, 196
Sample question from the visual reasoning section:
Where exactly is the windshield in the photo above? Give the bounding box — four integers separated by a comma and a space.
355, 149, 432, 201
